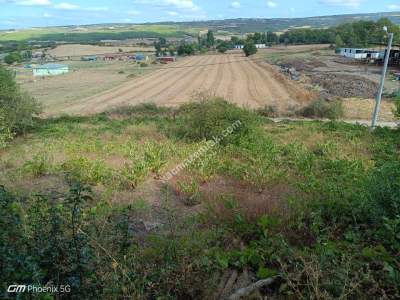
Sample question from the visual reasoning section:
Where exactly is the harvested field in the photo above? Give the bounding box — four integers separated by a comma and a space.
58, 53, 315, 115
47, 44, 155, 57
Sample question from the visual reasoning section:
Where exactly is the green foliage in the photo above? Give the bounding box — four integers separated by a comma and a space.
299, 99, 344, 120
394, 95, 400, 120
0, 182, 97, 299
216, 41, 229, 53
278, 18, 400, 47
206, 30, 215, 47
0, 65, 42, 147
4, 52, 22, 64
335, 34, 344, 48
1, 100, 400, 299
243, 41, 257, 57
167, 97, 257, 146
177, 42, 196, 56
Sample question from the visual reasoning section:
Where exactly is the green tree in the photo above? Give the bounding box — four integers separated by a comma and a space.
243, 41, 257, 57
216, 41, 228, 53
22, 50, 32, 61
0, 66, 41, 146
177, 43, 196, 56
206, 30, 215, 47
335, 34, 345, 49
4, 52, 22, 65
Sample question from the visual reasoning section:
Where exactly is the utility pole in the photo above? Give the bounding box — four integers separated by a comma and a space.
371, 30, 394, 129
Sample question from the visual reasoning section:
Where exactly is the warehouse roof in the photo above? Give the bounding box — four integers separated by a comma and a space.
34, 63, 68, 69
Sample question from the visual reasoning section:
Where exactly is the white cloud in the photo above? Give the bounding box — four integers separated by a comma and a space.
230, 1, 241, 9
16, 0, 51, 6
388, 4, 400, 10
266, 1, 276, 8
134, 0, 200, 12
43, 12, 52, 17
167, 11, 179, 16
54, 2, 79, 10
318, 0, 362, 8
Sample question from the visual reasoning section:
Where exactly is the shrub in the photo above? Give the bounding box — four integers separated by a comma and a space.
299, 99, 343, 120
394, 95, 400, 120
168, 96, 257, 146
0, 66, 41, 146
243, 41, 257, 57
177, 43, 196, 56
216, 41, 229, 53
4, 52, 22, 65
257, 105, 278, 117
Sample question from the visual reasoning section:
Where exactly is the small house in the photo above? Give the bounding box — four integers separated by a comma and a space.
255, 44, 267, 49
340, 48, 380, 60
234, 45, 244, 49
157, 56, 176, 63
33, 63, 69, 77
81, 55, 97, 61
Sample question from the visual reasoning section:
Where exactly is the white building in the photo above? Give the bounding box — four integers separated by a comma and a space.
255, 44, 267, 49
234, 45, 244, 49
340, 48, 380, 60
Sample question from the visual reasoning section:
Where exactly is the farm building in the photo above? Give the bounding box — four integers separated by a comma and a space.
255, 44, 267, 49
156, 56, 176, 63
234, 45, 244, 49
135, 53, 150, 61
81, 55, 97, 61
103, 53, 135, 61
32, 63, 69, 77
340, 48, 380, 59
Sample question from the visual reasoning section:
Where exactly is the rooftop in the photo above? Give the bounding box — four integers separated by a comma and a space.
34, 63, 68, 69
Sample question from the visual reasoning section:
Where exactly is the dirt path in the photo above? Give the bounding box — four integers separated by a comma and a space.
58, 53, 315, 115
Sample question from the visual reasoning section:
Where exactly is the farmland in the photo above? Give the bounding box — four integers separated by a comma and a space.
17, 59, 153, 113
55, 52, 314, 115
1, 10, 400, 300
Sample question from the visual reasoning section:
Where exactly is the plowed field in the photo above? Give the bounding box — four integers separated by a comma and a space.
59, 53, 314, 115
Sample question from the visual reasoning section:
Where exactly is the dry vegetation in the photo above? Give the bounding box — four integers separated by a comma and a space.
56, 53, 315, 115
47, 44, 155, 57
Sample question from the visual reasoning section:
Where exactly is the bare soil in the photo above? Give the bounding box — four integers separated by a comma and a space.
47, 44, 155, 57
56, 53, 316, 115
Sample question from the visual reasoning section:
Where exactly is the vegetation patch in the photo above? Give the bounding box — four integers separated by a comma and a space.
1, 98, 399, 299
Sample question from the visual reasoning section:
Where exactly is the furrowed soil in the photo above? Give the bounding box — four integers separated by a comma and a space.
57, 53, 315, 115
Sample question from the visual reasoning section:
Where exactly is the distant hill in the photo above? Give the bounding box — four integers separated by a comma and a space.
164, 11, 400, 33
0, 11, 399, 42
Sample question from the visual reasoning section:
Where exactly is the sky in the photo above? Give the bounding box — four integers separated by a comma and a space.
0, 0, 400, 29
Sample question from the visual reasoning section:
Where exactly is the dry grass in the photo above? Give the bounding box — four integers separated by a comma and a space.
343, 97, 396, 122
47, 44, 155, 57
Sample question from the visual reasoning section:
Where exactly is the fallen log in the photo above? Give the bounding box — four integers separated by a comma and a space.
226, 277, 276, 300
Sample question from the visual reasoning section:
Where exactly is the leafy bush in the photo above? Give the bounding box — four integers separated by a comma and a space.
168, 96, 257, 146
0, 66, 41, 146
4, 52, 22, 65
394, 95, 400, 120
243, 41, 257, 57
177, 43, 196, 56
257, 105, 278, 117
299, 99, 343, 120
216, 41, 229, 53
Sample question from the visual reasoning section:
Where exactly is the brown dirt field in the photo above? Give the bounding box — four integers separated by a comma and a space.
57, 53, 316, 115
47, 44, 155, 57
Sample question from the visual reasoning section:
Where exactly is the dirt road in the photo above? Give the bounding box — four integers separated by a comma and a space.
59, 53, 314, 115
